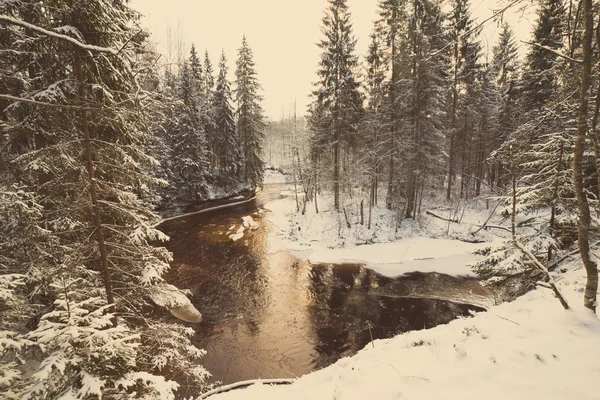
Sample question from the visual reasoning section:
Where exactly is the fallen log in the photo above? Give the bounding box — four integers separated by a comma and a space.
484, 225, 512, 233
426, 211, 458, 223
199, 379, 295, 399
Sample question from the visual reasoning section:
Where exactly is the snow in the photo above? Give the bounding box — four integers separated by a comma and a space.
229, 226, 245, 241
242, 215, 258, 228
264, 187, 499, 277
307, 238, 488, 277
208, 263, 600, 400
205, 184, 600, 399
263, 169, 290, 184
148, 284, 202, 323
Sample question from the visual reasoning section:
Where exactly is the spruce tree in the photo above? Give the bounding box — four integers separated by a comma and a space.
169, 48, 210, 202
400, 0, 449, 217
235, 36, 266, 188
363, 31, 388, 215
202, 50, 218, 170
0, 2, 209, 396
213, 50, 238, 176
310, 0, 363, 210
375, 0, 405, 209
520, 0, 564, 112
446, 0, 482, 200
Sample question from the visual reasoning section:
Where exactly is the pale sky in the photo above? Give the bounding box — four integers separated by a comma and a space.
131, 0, 536, 120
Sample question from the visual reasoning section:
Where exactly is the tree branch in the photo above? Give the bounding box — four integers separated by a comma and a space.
0, 15, 118, 55
514, 240, 569, 310
0, 94, 101, 110
521, 41, 583, 64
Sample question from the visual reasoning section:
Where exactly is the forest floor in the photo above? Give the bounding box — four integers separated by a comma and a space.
208, 174, 600, 400
264, 180, 514, 277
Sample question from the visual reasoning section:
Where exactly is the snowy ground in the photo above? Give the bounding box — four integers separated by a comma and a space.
203, 182, 600, 400
263, 169, 291, 184
210, 261, 600, 400
264, 186, 507, 277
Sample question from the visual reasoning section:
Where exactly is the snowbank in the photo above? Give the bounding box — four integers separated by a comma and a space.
264, 188, 498, 277
209, 264, 600, 400
263, 169, 290, 184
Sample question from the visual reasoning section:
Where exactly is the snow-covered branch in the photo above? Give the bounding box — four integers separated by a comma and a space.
198, 379, 295, 399
0, 94, 101, 110
522, 41, 583, 64
0, 15, 118, 55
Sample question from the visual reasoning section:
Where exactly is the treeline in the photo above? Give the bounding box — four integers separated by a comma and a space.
155, 37, 266, 207
0, 1, 264, 398
307, 0, 598, 310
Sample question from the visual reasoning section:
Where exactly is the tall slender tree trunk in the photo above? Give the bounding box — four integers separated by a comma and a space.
510, 145, 516, 238
573, 0, 597, 313
75, 50, 116, 320
590, 21, 600, 217
447, 37, 460, 201
387, 26, 398, 210
334, 129, 340, 210
548, 141, 564, 261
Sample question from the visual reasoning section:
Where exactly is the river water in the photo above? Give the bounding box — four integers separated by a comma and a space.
160, 184, 490, 385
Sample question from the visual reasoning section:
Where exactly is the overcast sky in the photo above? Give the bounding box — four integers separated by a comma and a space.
131, 0, 536, 120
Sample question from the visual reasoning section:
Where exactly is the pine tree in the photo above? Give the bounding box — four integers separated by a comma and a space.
446, 0, 482, 200
213, 50, 238, 176
399, 0, 449, 217
310, 0, 363, 210
202, 50, 218, 170
363, 31, 388, 218
169, 48, 210, 202
0, 2, 210, 395
487, 23, 520, 188
189, 44, 203, 94
235, 36, 266, 188
375, 0, 406, 209
520, 0, 564, 112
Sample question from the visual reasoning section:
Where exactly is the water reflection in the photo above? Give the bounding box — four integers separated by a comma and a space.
159, 184, 489, 385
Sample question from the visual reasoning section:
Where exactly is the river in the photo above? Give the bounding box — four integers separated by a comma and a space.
159, 183, 491, 385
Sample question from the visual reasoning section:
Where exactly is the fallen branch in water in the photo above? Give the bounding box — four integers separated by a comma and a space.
199, 378, 295, 399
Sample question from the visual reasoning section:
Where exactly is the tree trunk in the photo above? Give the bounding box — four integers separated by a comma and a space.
511, 145, 516, 238
75, 50, 116, 321
573, 0, 597, 313
548, 141, 564, 261
334, 132, 340, 211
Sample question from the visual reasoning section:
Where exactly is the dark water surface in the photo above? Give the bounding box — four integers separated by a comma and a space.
160, 184, 489, 384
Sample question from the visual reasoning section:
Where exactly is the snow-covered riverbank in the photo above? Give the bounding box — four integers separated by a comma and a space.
264, 184, 503, 277
210, 260, 600, 400
203, 180, 600, 400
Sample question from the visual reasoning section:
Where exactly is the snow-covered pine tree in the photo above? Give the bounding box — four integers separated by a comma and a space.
189, 44, 203, 95
213, 50, 239, 179
520, 0, 564, 113
474, 0, 585, 295
309, 0, 363, 210
445, 0, 482, 200
398, 0, 449, 217
0, 1, 210, 396
202, 50, 218, 171
488, 23, 520, 188
374, 0, 405, 209
363, 31, 388, 217
169, 49, 210, 202
235, 36, 266, 188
